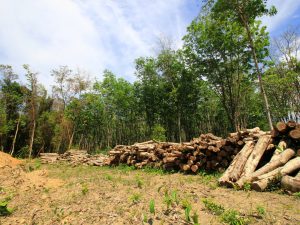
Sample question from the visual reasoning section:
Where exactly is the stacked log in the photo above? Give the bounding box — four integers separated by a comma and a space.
40, 149, 109, 166
107, 128, 267, 173
219, 121, 300, 192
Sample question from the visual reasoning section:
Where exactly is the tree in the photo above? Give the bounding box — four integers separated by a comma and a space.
210, 0, 277, 129
24, 64, 38, 158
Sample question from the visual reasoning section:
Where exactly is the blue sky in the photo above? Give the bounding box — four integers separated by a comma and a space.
0, 0, 299, 89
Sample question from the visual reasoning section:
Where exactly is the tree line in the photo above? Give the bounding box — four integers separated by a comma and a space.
0, 0, 299, 157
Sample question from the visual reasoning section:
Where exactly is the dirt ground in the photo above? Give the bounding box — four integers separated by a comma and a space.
0, 159, 299, 225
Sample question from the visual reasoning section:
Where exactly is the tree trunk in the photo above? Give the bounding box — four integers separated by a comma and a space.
237, 6, 273, 130
281, 157, 300, 175
68, 129, 75, 150
28, 119, 36, 158
289, 129, 300, 140
10, 114, 21, 156
251, 168, 282, 192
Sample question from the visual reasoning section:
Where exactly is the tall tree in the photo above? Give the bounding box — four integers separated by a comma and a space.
210, 0, 277, 129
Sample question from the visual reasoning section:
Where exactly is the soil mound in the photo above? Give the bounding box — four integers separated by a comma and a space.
0, 151, 23, 168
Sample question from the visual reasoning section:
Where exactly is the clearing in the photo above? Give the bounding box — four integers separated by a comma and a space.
0, 160, 299, 225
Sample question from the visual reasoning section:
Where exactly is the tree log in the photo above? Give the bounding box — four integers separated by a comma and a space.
236, 135, 271, 188
287, 120, 297, 129
270, 140, 288, 162
276, 121, 287, 133
249, 148, 295, 181
219, 141, 254, 187
281, 157, 300, 175
289, 129, 300, 140
281, 171, 300, 192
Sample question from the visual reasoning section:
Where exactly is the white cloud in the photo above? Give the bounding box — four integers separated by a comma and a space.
0, 0, 199, 89
261, 0, 300, 33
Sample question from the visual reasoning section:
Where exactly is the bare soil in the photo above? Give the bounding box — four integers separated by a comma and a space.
0, 161, 299, 225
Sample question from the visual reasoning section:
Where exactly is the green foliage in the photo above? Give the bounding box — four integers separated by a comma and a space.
151, 124, 166, 142
243, 183, 251, 191
202, 198, 225, 215
191, 211, 200, 225
293, 192, 300, 199
129, 193, 142, 203
184, 204, 192, 221
0, 201, 12, 216
256, 205, 266, 216
221, 209, 249, 225
81, 183, 89, 195
163, 191, 173, 210
149, 199, 155, 214
135, 176, 144, 188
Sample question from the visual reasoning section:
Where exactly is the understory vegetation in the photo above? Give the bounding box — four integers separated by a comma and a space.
0, 0, 299, 157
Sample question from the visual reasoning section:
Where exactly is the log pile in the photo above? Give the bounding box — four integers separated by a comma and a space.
107, 128, 267, 173
219, 121, 300, 192
40, 149, 109, 166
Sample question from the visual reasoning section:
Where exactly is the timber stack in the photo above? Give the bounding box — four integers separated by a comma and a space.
40, 149, 109, 166
219, 121, 300, 193
108, 127, 267, 173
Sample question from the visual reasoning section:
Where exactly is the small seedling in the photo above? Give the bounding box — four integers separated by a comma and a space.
243, 183, 251, 191
184, 204, 192, 222
149, 199, 155, 214
202, 198, 224, 215
163, 192, 173, 210
191, 211, 199, 225
143, 213, 148, 223
293, 192, 300, 199
256, 205, 266, 217
171, 190, 179, 205
104, 174, 113, 181
129, 193, 141, 203
81, 184, 89, 195
136, 176, 144, 188
0, 201, 12, 216
221, 209, 249, 225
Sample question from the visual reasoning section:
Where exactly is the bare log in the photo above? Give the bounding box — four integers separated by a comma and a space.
219, 141, 254, 186
281, 172, 300, 192
236, 135, 271, 188
289, 129, 300, 140
276, 121, 287, 133
270, 140, 288, 162
281, 157, 300, 175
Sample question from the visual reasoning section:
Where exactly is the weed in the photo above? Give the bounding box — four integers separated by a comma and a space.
181, 198, 191, 209
43, 187, 50, 193
129, 193, 142, 203
184, 204, 192, 221
149, 199, 155, 214
0, 201, 13, 216
202, 198, 225, 215
163, 192, 173, 210
256, 205, 266, 217
191, 211, 199, 225
243, 183, 251, 191
135, 176, 144, 188
81, 183, 89, 195
104, 174, 113, 181
221, 209, 249, 225
293, 192, 300, 199
143, 213, 148, 223
171, 190, 179, 205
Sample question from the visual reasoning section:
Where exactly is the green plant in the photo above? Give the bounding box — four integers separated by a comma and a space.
202, 198, 225, 215
243, 183, 251, 191
163, 192, 173, 210
181, 198, 191, 209
149, 199, 155, 214
151, 124, 166, 141
191, 211, 199, 225
256, 205, 266, 216
136, 176, 144, 188
171, 190, 179, 205
104, 174, 113, 181
293, 192, 300, 199
221, 209, 248, 225
129, 193, 141, 203
184, 204, 192, 221
81, 183, 89, 195
143, 213, 148, 223
0, 201, 12, 216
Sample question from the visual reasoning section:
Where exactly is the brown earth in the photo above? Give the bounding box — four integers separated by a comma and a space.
0, 161, 299, 225
0, 151, 23, 168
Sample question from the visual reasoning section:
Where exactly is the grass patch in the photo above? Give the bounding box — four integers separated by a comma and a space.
129, 193, 142, 204
0, 201, 13, 216
202, 198, 225, 215
221, 209, 249, 225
